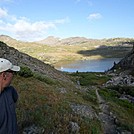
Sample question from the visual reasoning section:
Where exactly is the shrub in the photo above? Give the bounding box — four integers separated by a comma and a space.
70, 72, 110, 86
107, 85, 134, 97
18, 66, 33, 78
33, 73, 57, 85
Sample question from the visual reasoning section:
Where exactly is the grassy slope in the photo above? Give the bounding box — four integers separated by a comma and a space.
17, 42, 132, 66
13, 72, 103, 133
12, 71, 134, 133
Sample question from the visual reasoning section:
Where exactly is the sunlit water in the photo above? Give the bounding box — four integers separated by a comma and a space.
55, 58, 121, 72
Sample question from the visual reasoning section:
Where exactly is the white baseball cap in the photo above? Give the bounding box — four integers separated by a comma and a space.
0, 58, 20, 73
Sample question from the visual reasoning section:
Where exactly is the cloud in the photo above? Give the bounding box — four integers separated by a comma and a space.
14, 19, 59, 40
0, 8, 69, 41
87, 13, 102, 20
0, 8, 8, 18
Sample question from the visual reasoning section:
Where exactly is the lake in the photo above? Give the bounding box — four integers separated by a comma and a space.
55, 58, 121, 72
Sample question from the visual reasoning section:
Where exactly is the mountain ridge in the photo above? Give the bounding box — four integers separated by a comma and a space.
1, 34, 134, 45
0, 34, 134, 67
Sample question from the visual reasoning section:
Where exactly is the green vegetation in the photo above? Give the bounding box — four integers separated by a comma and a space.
70, 72, 111, 86
33, 73, 58, 85
13, 68, 105, 133
99, 88, 134, 132
18, 66, 58, 85
82, 89, 98, 107
107, 85, 134, 97
18, 66, 33, 77
10, 67, 134, 133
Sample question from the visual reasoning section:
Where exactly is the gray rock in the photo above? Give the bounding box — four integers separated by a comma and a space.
58, 87, 67, 94
69, 121, 80, 133
70, 103, 97, 119
23, 124, 44, 134
105, 74, 134, 87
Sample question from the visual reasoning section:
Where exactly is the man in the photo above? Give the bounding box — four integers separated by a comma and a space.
0, 58, 20, 134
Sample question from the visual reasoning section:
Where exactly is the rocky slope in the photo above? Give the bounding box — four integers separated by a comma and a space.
111, 45, 134, 70
0, 41, 71, 82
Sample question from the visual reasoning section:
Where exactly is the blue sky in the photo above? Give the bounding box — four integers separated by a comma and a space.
0, 0, 134, 41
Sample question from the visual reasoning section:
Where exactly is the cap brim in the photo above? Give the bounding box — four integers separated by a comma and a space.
10, 65, 20, 72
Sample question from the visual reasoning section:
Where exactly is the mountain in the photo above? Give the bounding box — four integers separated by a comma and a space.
0, 35, 17, 42
36, 36, 134, 46
1, 35, 134, 68
0, 34, 134, 45
37, 36, 61, 45
36, 36, 99, 45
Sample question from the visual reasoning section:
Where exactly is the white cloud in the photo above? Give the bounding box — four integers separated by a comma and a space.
13, 19, 56, 40
87, 13, 102, 20
0, 8, 8, 18
0, 8, 69, 41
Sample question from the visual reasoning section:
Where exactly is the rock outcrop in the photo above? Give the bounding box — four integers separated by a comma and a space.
111, 45, 134, 70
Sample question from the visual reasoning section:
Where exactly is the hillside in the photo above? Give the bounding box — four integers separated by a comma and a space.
0, 41, 134, 133
0, 41, 103, 133
0, 41, 71, 82
0, 35, 133, 67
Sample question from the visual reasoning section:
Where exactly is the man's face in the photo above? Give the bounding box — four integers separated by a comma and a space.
0, 70, 14, 92
4, 71, 14, 86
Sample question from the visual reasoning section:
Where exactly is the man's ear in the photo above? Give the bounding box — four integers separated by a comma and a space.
2, 72, 7, 80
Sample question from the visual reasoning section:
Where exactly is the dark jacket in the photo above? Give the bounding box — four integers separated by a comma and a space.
0, 86, 18, 134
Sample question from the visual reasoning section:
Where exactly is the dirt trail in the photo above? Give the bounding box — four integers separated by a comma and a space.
96, 88, 118, 134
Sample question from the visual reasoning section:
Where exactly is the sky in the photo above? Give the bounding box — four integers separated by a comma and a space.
0, 0, 134, 41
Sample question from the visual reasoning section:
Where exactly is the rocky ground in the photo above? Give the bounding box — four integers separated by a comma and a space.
22, 76, 133, 134
96, 88, 132, 134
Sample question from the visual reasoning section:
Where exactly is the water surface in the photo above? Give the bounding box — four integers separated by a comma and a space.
55, 58, 121, 72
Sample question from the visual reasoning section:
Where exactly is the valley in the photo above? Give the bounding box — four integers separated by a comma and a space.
0, 36, 134, 133
0, 35, 133, 67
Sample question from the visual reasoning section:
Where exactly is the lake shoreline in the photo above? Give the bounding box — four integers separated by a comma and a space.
55, 58, 122, 73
